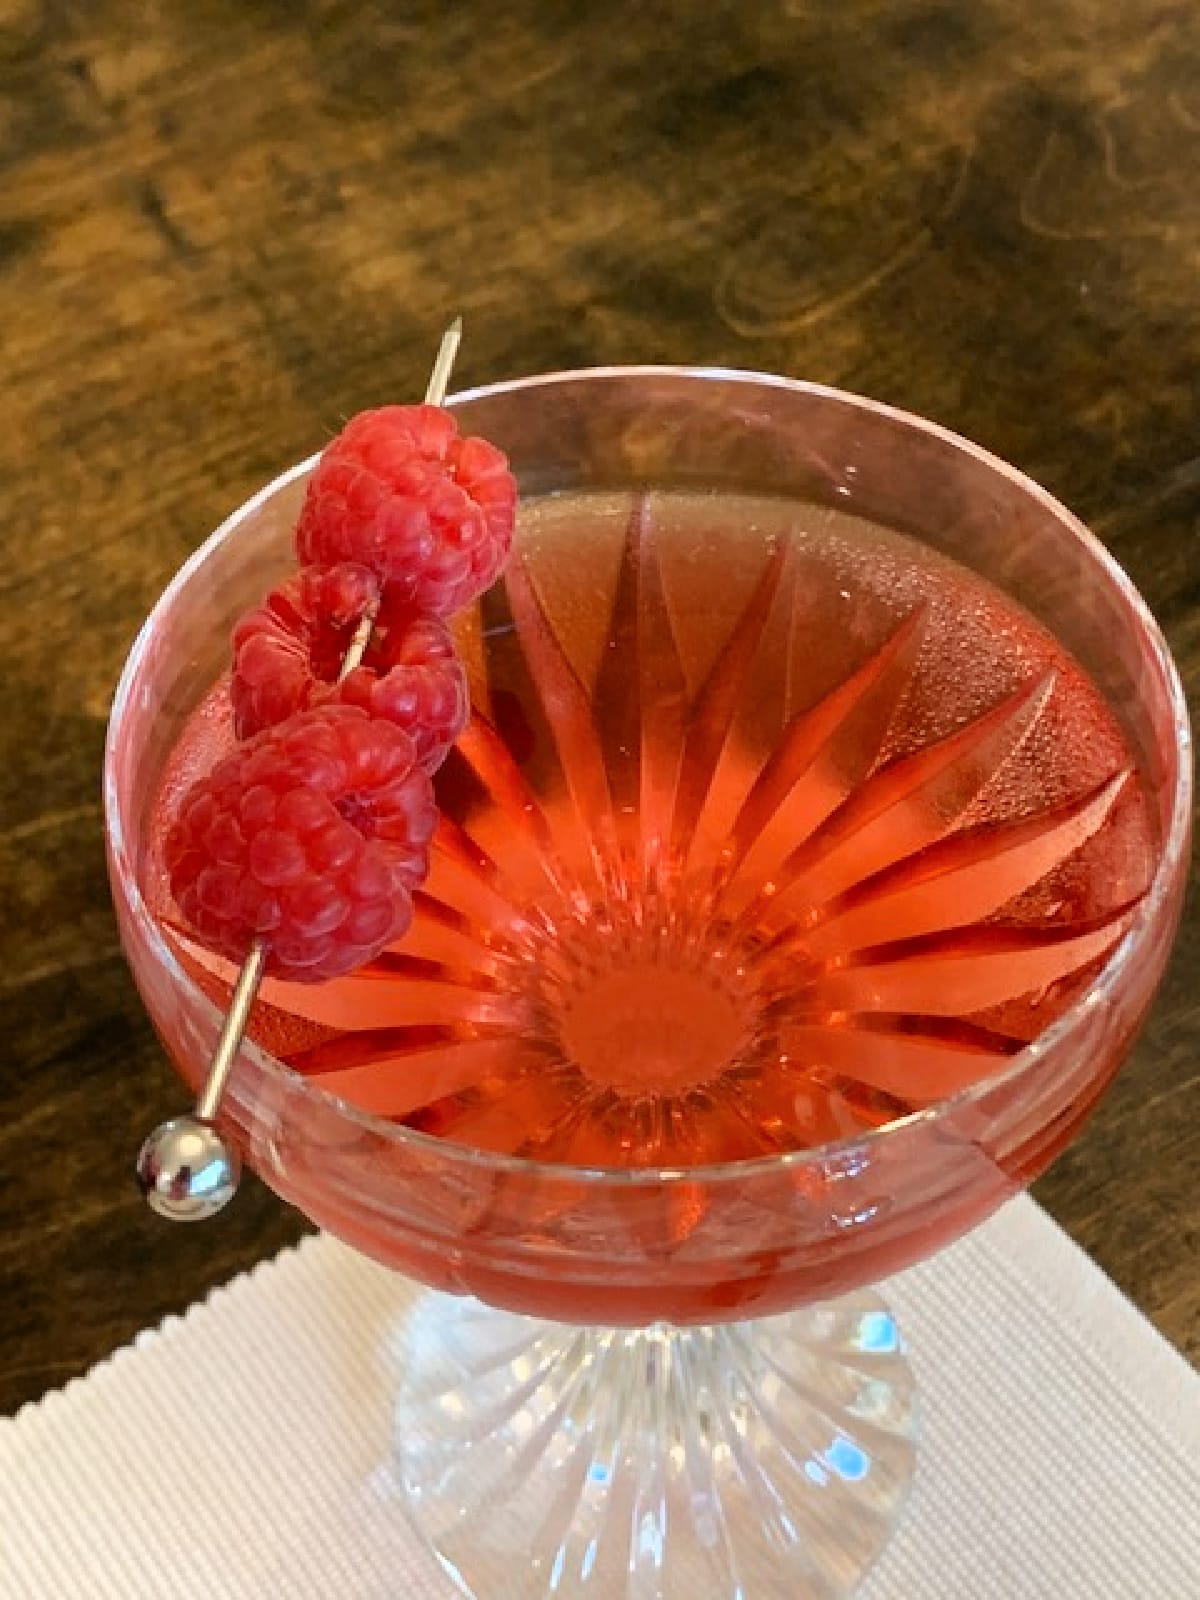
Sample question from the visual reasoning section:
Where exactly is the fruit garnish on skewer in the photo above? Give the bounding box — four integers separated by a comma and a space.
230, 569, 469, 771
164, 703, 435, 983
136, 320, 518, 1219
295, 401, 514, 617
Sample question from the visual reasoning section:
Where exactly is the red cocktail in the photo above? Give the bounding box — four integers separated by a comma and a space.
107, 370, 1190, 1598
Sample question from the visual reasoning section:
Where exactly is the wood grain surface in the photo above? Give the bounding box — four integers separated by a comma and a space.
1, 0, 1196, 1415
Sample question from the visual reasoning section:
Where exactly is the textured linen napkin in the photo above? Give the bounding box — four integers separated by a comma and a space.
1, 1195, 1196, 1598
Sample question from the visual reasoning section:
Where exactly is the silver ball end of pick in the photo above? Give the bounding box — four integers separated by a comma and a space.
136, 1116, 241, 1221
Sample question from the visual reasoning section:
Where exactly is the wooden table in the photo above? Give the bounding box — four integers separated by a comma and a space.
2, 0, 1196, 1414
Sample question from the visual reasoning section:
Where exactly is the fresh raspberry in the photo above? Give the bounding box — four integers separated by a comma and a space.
164, 705, 436, 982
337, 604, 469, 772
230, 571, 469, 769
295, 405, 516, 616
230, 563, 379, 739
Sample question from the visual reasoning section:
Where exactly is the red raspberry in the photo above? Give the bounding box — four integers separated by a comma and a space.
230, 563, 379, 739
338, 604, 469, 772
231, 571, 469, 769
295, 405, 516, 616
164, 705, 435, 982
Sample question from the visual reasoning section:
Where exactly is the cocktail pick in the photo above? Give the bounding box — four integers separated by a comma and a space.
136, 318, 464, 1222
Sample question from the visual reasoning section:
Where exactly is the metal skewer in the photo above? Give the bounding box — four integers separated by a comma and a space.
136, 318, 464, 1221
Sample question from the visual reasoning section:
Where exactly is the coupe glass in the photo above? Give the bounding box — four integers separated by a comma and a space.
105, 370, 1190, 1599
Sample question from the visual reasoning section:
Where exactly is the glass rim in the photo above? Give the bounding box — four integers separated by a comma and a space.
104, 364, 1194, 1189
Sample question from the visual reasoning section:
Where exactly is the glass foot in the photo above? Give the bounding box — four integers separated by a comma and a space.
395, 1291, 917, 1599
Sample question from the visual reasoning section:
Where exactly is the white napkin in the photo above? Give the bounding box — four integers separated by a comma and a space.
1, 1196, 1196, 1598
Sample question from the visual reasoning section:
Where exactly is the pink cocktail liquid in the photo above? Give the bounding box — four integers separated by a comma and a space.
150, 490, 1155, 1174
